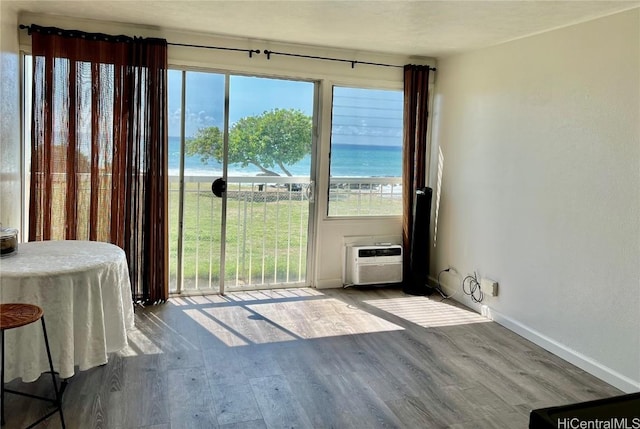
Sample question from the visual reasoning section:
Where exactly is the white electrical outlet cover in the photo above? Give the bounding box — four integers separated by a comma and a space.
480, 278, 498, 296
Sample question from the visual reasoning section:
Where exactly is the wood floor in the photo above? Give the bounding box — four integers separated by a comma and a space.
5, 286, 622, 428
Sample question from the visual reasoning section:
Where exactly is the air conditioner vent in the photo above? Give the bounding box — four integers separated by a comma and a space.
347, 244, 403, 286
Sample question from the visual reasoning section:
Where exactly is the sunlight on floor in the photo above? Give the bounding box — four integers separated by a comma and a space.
120, 326, 166, 356
179, 289, 403, 347
124, 289, 445, 354
364, 296, 490, 328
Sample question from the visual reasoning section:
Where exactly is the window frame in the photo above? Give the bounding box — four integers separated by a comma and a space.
325, 82, 404, 219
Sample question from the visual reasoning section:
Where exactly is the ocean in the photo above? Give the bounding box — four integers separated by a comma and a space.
168, 136, 401, 177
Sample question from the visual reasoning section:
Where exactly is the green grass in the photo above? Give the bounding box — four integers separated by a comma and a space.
327, 189, 402, 217
169, 182, 309, 290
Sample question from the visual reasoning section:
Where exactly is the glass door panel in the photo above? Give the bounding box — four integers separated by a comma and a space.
169, 70, 315, 294
224, 76, 315, 291
167, 69, 182, 292
168, 70, 226, 293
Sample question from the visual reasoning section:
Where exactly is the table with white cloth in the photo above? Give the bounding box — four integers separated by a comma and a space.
0, 240, 135, 383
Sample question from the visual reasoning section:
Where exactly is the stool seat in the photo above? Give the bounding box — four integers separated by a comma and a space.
1, 303, 65, 428
0, 303, 44, 330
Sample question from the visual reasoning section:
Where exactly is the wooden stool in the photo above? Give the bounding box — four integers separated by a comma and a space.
0, 303, 66, 428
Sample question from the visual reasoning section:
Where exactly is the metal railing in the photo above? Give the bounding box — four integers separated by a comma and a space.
328, 176, 402, 217
169, 175, 402, 293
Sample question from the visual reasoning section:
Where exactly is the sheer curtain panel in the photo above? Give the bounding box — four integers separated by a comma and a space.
29, 25, 169, 303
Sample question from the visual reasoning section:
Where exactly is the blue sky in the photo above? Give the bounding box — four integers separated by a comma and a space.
168, 70, 403, 147
168, 71, 314, 137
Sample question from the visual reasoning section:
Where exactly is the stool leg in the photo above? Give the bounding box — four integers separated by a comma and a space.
41, 317, 65, 429
1, 329, 5, 426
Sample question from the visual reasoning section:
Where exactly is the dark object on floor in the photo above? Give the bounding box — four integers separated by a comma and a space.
529, 392, 640, 429
404, 187, 433, 296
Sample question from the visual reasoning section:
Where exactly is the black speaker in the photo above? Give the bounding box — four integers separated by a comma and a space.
404, 187, 433, 295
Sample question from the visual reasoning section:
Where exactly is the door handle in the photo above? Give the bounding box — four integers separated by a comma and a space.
211, 178, 226, 198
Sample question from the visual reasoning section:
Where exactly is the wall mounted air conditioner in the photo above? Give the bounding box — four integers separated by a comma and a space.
347, 244, 403, 286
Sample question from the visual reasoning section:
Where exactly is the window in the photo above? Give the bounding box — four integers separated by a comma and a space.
328, 86, 403, 217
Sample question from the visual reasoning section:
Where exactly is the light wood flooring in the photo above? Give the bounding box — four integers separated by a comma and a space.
5, 286, 622, 428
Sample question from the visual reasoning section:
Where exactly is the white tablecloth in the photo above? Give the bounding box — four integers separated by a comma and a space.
0, 240, 134, 382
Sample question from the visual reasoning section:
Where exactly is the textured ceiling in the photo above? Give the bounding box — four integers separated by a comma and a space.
6, 1, 640, 57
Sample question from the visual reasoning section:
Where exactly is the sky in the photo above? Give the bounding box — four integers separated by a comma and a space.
168, 71, 314, 137
168, 70, 403, 147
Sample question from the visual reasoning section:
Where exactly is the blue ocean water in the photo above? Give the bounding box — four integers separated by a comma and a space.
168, 137, 401, 177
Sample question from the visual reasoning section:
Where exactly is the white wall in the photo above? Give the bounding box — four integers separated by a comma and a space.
0, 4, 21, 232
430, 9, 640, 392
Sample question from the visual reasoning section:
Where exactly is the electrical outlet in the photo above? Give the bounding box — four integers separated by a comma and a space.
481, 278, 498, 296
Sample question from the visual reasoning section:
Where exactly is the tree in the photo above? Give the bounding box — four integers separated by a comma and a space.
185, 108, 312, 176
184, 125, 224, 166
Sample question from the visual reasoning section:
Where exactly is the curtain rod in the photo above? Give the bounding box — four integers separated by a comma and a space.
168, 42, 260, 58
19, 25, 260, 57
19, 24, 137, 43
263, 49, 436, 71
19, 24, 435, 71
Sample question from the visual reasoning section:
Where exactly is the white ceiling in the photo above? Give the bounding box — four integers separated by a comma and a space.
6, 0, 640, 57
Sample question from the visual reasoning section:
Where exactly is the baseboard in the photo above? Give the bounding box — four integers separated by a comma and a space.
430, 275, 640, 393
316, 278, 343, 289
427, 275, 439, 289
487, 308, 640, 393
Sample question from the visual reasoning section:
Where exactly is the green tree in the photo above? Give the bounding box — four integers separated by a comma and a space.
184, 126, 224, 165
185, 108, 312, 176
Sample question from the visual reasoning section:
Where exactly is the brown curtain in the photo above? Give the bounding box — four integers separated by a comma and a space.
402, 64, 431, 283
29, 25, 169, 303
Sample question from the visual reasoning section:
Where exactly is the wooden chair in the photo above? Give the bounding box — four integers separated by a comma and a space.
0, 303, 66, 428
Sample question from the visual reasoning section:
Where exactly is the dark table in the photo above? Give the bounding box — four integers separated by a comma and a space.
529, 392, 640, 429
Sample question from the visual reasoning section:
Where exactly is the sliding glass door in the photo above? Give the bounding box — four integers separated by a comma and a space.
168, 70, 316, 294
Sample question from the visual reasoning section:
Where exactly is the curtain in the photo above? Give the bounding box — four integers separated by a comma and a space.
29, 25, 169, 303
402, 64, 431, 284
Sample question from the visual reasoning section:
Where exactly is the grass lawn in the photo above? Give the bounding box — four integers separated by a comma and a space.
169, 180, 402, 292
169, 182, 309, 291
